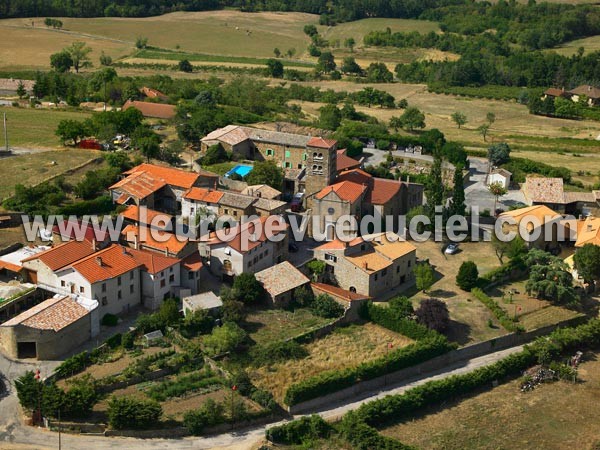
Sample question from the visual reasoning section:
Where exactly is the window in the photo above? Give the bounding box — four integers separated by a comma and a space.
169, 267, 173, 273
285, 150, 291, 158
130, 285, 134, 294
248, 260, 253, 267
327, 207, 335, 215
324, 253, 337, 263
315, 152, 323, 160
130, 272, 134, 280
375, 274, 378, 281
408, 260, 411, 267
313, 152, 317, 158
79, 286, 85, 293
382, 269, 388, 277
303, 153, 307, 161
117, 276, 121, 286
396, 266, 400, 273
102, 283, 106, 293
61, 280, 66, 287
285, 162, 292, 169
118, 290, 122, 300
264, 249, 269, 256
160, 279, 166, 288
266, 148, 274, 156
259, 253, 263, 260
169, 274, 175, 282
233, 211, 238, 216
297, 163, 303, 169
188, 272, 195, 280
102, 297, 107, 306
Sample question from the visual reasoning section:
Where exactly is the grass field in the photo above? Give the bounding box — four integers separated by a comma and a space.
551, 35, 600, 56
249, 323, 413, 403
0, 148, 101, 201
381, 353, 600, 449
0, 23, 132, 69
0, 106, 91, 148
320, 18, 440, 45
245, 308, 333, 345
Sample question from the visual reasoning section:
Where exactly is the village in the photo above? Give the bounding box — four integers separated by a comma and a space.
0, 5, 600, 447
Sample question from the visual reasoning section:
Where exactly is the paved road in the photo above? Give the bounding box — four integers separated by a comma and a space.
0, 344, 523, 449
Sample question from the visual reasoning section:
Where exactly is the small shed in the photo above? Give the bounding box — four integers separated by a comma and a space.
143, 330, 164, 346
488, 168, 512, 189
182, 291, 223, 316
255, 261, 310, 307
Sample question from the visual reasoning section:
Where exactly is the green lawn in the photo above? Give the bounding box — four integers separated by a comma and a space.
0, 106, 90, 148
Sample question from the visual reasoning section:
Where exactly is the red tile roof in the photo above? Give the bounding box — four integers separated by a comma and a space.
124, 163, 201, 189
182, 252, 203, 272
183, 187, 224, 203
315, 181, 366, 203
122, 224, 190, 255
336, 168, 372, 185
315, 236, 364, 251
123, 100, 176, 119
544, 88, 567, 97
1, 296, 89, 332
71, 244, 142, 284
124, 246, 180, 275
109, 171, 166, 200
203, 216, 287, 254
21, 241, 95, 271
140, 86, 168, 100
368, 178, 402, 205
121, 205, 173, 227
337, 150, 361, 173
51, 219, 110, 243
307, 136, 337, 149
311, 282, 370, 302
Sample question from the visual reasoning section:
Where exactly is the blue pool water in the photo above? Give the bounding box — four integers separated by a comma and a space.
225, 164, 253, 178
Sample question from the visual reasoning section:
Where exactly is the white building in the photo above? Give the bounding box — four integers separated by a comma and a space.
488, 168, 512, 189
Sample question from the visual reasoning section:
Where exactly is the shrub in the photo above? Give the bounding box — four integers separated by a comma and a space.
202, 322, 247, 356
54, 351, 90, 378
232, 273, 265, 305
362, 302, 438, 341
107, 396, 162, 430
183, 398, 225, 435
456, 261, 479, 291
104, 333, 122, 349
310, 294, 345, 318
471, 288, 524, 333
266, 415, 330, 444
101, 313, 119, 327
249, 340, 308, 367
146, 371, 223, 402
121, 332, 135, 350
415, 298, 450, 333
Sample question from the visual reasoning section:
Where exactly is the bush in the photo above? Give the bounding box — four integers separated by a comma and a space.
54, 351, 90, 379
266, 415, 330, 444
146, 370, 223, 402
101, 313, 119, 327
310, 294, 345, 318
456, 261, 479, 291
121, 332, 135, 350
107, 396, 162, 430
183, 398, 225, 435
202, 322, 247, 356
104, 333, 122, 349
362, 302, 438, 341
284, 336, 456, 406
249, 340, 308, 367
471, 288, 524, 333
415, 298, 450, 333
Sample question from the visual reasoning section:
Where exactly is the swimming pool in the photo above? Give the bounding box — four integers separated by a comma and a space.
225, 164, 253, 178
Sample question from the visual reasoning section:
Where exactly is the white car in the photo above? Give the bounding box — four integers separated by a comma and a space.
445, 243, 459, 255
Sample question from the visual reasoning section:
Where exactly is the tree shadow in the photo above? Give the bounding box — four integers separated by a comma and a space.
445, 319, 472, 346
429, 289, 457, 299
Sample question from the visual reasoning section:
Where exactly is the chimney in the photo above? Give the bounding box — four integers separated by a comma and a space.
587, 223, 593, 232
363, 261, 368, 270
92, 238, 97, 252
96, 257, 103, 266
133, 234, 138, 250
165, 247, 169, 257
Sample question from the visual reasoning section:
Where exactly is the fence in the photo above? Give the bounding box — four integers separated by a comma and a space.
287, 314, 587, 414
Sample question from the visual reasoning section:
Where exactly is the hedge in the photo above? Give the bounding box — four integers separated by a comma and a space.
471, 288, 524, 333
284, 336, 456, 406
266, 415, 330, 444
339, 413, 417, 450
362, 302, 440, 341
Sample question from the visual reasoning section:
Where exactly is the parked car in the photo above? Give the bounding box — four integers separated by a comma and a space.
290, 193, 304, 212
445, 243, 459, 255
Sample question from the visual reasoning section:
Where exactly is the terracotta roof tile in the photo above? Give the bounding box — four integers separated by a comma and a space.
1, 296, 89, 332
203, 217, 287, 254
120, 205, 172, 227
123, 100, 176, 119
337, 151, 361, 172
182, 252, 203, 272
368, 178, 402, 205
109, 171, 166, 200
124, 163, 201, 189
499, 205, 562, 229
315, 181, 366, 203
524, 177, 565, 204
122, 224, 189, 254
241, 184, 281, 200
307, 136, 337, 149
255, 261, 310, 298
311, 282, 370, 302
568, 85, 600, 99
124, 246, 180, 275
21, 241, 95, 271
70, 244, 142, 284
51, 219, 110, 243
183, 187, 224, 203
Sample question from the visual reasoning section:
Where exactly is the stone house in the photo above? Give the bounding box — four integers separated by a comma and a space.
314, 233, 417, 298
523, 176, 600, 217
498, 205, 566, 251
311, 181, 367, 239
255, 261, 310, 306
241, 184, 282, 200
311, 282, 370, 322
199, 217, 288, 280
567, 85, 600, 107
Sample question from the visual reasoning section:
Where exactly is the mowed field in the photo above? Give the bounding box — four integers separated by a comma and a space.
381, 354, 600, 450
0, 22, 132, 69
551, 35, 600, 56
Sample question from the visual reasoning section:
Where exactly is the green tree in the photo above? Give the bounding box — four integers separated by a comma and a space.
178, 59, 193, 73
232, 273, 265, 305
203, 322, 248, 356
135, 36, 148, 49
451, 111, 467, 129
16, 81, 27, 99
50, 50, 73, 73
310, 294, 344, 318
183, 398, 225, 435
388, 296, 414, 318
202, 143, 230, 165
426, 150, 444, 222
15, 371, 42, 411
286, 48, 296, 58
273, 47, 281, 58
55, 119, 87, 145
318, 104, 342, 130
344, 37, 356, 52
488, 142, 511, 166
246, 160, 283, 189
340, 57, 362, 75
477, 123, 490, 142
398, 107, 425, 131
266, 59, 284, 78
449, 164, 466, 216
389, 116, 402, 132
398, 98, 408, 109
415, 263, 435, 293
99, 51, 113, 66
491, 233, 527, 264
67, 41, 92, 73
137, 136, 160, 163
316, 52, 336, 73
303, 25, 318, 37
456, 261, 479, 291
365, 63, 393, 83
306, 260, 326, 282
107, 396, 162, 430
488, 181, 508, 211
486, 112, 496, 126
573, 243, 600, 285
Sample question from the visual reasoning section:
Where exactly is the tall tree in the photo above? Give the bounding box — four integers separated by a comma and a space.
488, 182, 508, 211
573, 244, 600, 285
344, 37, 356, 52
316, 52, 336, 73
415, 298, 449, 332
488, 142, 511, 166
67, 41, 92, 73
246, 160, 283, 189
426, 149, 444, 222
415, 263, 435, 293
451, 111, 467, 129
399, 107, 425, 131
449, 164, 466, 216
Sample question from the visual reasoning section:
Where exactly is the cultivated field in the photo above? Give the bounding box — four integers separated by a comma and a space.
249, 323, 413, 403
381, 353, 600, 449
0, 23, 131, 70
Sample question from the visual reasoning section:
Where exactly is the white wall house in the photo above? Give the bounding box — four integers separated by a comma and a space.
488, 168, 512, 189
